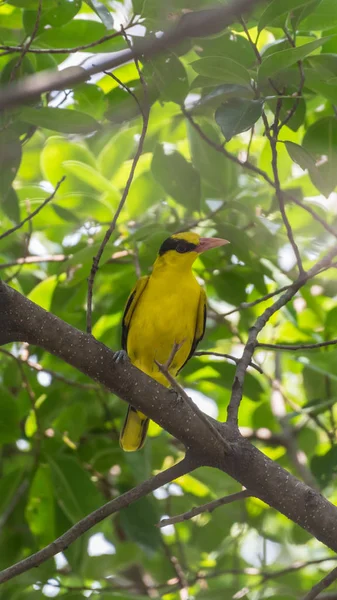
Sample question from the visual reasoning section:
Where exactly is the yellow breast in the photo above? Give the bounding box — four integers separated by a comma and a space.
127, 268, 201, 386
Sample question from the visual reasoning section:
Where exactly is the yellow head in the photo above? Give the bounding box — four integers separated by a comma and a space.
153, 231, 229, 271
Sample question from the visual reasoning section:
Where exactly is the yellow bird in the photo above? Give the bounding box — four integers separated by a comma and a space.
119, 231, 228, 452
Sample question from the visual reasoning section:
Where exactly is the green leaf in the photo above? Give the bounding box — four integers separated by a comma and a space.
62, 160, 120, 199
285, 141, 317, 171
258, 0, 310, 31
1, 186, 20, 224
258, 36, 334, 82
26, 465, 55, 545
151, 143, 201, 213
0, 468, 26, 516
23, 0, 81, 29
119, 496, 161, 551
73, 83, 107, 120
191, 57, 252, 88
84, 0, 114, 30
147, 52, 189, 104
215, 98, 263, 141
48, 455, 104, 522
298, 349, 337, 381
311, 446, 337, 486
0, 388, 20, 445
28, 275, 58, 311
302, 117, 337, 197
98, 127, 136, 179
194, 31, 256, 68
187, 118, 237, 193
35, 19, 124, 53
301, 0, 337, 30
20, 107, 100, 134
0, 130, 22, 206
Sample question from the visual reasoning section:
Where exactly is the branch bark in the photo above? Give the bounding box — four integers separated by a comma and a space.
2, 280, 337, 560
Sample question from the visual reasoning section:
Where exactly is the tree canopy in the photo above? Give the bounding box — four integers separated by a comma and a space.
2, 0, 337, 599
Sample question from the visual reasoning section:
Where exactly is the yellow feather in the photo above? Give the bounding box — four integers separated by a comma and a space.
119, 232, 206, 452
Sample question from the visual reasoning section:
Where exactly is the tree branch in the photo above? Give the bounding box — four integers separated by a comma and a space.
86, 46, 149, 334
0, 177, 65, 242
226, 243, 337, 426
194, 350, 263, 374
0, 0, 263, 110
257, 340, 337, 351
3, 275, 337, 558
158, 489, 251, 527
303, 566, 337, 600
0, 456, 195, 584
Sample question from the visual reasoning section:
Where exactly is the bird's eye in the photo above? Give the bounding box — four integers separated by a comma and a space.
176, 241, 189, 253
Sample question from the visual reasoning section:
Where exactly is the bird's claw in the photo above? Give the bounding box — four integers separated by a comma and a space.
113, 350, 129, 364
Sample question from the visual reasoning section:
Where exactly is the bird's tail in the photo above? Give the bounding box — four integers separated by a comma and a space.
119, 406, 149, 452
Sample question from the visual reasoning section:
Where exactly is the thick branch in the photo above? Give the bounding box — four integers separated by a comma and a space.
2, 281, 337, 557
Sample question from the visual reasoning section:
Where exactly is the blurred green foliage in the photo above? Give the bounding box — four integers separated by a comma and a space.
1, 0, 337, 598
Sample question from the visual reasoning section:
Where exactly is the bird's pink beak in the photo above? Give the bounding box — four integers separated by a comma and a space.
196, 237, 229, 253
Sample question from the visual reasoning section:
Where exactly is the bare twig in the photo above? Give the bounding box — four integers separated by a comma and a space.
0, 456, 196, 584
184, 108, 337, 240
5, 199, 33, 284
222, 284, 292, 317
0, 349, 99, 390
103, 69, 144, 117
158, 489, 251, 527
182, 106, 274, 186
0, 177, 65, 242
0, 254, 67, 269
262, 108, 304, 276
86, 43, 149, 334
10, 0, 42, 82
227, 243, 337, 425
156, 347, 230, 452
0, 21, 135, 55
257, 340, 337, 351
278, 27, 305, 132
194, 351, 263, 374
302, 565, 337, 600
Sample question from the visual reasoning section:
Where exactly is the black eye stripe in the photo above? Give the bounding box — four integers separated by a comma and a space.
158, 237, 198, 256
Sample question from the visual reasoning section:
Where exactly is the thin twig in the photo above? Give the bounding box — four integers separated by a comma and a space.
86, 40, 149, 334
227, 243, 337, 425
257, 339, 337, 351
0, 20, 135, 55
5, 199, 33, 284
222, 284, 292, 317
302, 565, 337, 600
0, 456, 196, 584
262, 108, 304, 276
10, 0, 42, 82
156, 347, 231, 453
182, 106, 274, 186
103, 69, 144, 117
0, 349, 99, 390
158, 489, 251, 527
0, 254, 67, 269
184, 108, 337, 240
194, 351, 263, 374
0, 177, 65, 242
278, 27, 305, 132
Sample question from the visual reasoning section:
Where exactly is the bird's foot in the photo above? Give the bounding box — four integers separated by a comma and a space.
113, 350, 129, 364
